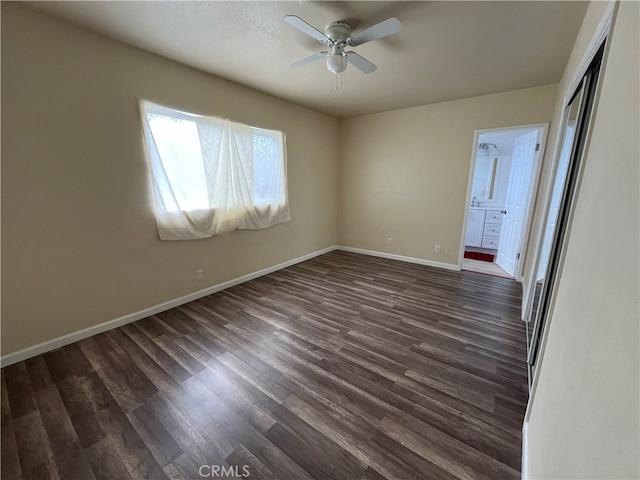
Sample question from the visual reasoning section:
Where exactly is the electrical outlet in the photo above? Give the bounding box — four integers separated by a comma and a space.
196, 269, 204, 281
387, 237, 393, 245
434, 244, 441, 254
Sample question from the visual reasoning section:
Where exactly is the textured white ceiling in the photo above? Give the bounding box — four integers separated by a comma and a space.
25, 1, 588, 118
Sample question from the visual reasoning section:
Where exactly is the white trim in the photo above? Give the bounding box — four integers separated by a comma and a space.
458, 123, 549, 297
524, 0, 617, 423
458, 129, 483, 270
563, 0, 616, 109
0, 246, 337, 367
522, 421, 530, 479
0, 244, 467, 367
336, 245, 460, 271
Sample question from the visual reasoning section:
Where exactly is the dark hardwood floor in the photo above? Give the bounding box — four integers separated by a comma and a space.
1, 251, 529, 480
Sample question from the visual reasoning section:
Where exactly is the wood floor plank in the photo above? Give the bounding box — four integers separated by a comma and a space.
56, 376, 107, 449
159, 383, 236, 461
163, 452, 206, 479
378, 415, 520, 480
43, 349, 74, 384
51, 443, 96, 480
145, 390, 229, 468
116, 324, 191, 382
62, 344, 95, 377
282, 393, 436, 480
410, 395, 522, 471
371, 430, 455, 480
292, 384, 379, 442
84, 435, 134, 480
266, 405, 367, 480
78, 336, 153, 414
194, 366, 278, 433
20, 457, 59, 480
13, 410, 53, 474
224, 444, 277, 480
176, 377, 314, 480
108, 422, 169, 480
390, 365, 520, 433
2, 251, 528, 479
216, 351, 290, 404
4, 362, 37, 419
151, 334, 206, 376
107, 327, 183, 391
1, 405, 23, 480
25, 356, 55, 392
128, 404, 183, 468
33, 384, 79, 458
404, 368, 495, 412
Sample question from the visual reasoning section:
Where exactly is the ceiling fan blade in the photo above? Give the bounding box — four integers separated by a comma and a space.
346, 52, 377, 74
284, 15, 329, 44
349, 17, 402, 46
291, 52, 328, 68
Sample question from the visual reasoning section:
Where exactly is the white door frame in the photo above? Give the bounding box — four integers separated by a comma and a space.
458, 123, 549, 284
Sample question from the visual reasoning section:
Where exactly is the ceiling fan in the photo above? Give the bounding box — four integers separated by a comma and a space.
284, 15, 402, 75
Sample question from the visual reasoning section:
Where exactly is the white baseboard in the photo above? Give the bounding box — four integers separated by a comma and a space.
0, 246, 337, 367
335, 245, 460, 271
522, 421, 530, 479
1, 244, 459, 367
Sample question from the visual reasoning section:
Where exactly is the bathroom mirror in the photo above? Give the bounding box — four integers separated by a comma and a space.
471, 156, 498, 201
526, 42, 605, 382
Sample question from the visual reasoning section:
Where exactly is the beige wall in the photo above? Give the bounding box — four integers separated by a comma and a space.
1, 4, 338, 355
526, 1, 640, 478
337, 85, 557, 266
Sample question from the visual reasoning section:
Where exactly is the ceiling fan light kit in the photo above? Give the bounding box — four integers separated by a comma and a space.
327, 52, 347, 74
284, 15, 402, 77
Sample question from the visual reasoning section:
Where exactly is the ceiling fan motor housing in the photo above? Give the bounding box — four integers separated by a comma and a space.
325, 21, 352, 44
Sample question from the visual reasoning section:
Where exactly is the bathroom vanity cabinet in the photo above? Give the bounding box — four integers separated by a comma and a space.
465, 208, 503, 249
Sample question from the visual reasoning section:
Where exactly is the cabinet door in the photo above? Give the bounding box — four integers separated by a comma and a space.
465, 211, 485, 247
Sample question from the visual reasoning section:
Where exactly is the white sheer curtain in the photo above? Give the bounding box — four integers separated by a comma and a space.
139, 100, 290, 240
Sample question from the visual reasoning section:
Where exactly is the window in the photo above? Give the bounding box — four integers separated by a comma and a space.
139, 100, 289, 240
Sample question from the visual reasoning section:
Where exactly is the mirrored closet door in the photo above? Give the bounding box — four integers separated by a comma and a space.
527, 42, 606, 384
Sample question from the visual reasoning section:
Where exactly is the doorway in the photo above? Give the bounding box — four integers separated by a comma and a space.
460, 124, 548, 280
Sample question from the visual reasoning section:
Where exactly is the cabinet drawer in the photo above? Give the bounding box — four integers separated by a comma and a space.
482, 236, 500, 249
485, 210, 503, 224
483, 224, 502, 236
